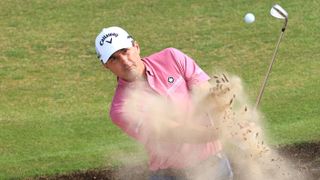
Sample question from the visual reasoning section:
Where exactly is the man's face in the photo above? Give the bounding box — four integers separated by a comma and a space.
103, 42, 145, 82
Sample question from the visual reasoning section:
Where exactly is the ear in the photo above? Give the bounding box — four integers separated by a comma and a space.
133, 41, 140, 54
103, 62, 109, 69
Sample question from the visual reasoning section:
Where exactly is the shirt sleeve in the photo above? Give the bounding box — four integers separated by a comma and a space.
169, 48, 210, 89
109, 83, 148, 143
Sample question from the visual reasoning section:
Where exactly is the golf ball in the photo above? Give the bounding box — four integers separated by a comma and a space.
244, 13, 255, 24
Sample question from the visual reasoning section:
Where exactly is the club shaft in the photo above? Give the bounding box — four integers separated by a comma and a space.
255, 30, 285, 108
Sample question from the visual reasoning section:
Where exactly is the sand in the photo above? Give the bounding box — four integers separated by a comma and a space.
121, 73, 307, 180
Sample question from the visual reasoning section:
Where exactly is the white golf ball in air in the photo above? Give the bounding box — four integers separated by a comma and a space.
244, 13, 255, 24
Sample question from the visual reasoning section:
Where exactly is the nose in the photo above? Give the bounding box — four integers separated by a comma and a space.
118, 54, 132, 67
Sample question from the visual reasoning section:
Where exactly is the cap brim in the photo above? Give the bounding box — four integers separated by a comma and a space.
100, 43, 133, 64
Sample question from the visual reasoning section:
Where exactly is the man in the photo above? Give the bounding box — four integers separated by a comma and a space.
95, 26, 233, 179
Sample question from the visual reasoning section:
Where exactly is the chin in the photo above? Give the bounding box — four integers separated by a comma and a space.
124, 71, 139, 82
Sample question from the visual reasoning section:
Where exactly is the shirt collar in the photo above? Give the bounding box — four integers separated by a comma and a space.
142, 58, 154, 76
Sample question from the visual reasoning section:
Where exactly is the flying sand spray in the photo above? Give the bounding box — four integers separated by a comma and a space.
123, 73, 306, 179
120, 4, 306, 180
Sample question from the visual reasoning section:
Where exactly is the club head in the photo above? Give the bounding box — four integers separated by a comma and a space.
270, 4, 288, 19
270, 4, 288, 31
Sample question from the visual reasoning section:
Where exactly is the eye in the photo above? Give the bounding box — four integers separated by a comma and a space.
121, 48, 128, 54
108, 56, 116, 62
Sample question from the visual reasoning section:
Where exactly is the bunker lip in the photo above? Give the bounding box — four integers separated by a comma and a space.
33, 142, 320, 180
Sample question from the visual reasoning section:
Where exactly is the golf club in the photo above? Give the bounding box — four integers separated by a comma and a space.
255, 4, 288, 108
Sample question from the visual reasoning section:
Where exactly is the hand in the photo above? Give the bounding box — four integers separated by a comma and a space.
208, 73, 235, 112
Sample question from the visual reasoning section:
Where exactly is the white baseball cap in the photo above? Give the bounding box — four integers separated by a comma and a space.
95, 26, 134, 64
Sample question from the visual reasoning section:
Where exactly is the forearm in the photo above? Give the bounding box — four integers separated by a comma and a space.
152, 122, 219, 144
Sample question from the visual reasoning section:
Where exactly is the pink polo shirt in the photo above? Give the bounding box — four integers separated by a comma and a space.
110, 48, 221, 171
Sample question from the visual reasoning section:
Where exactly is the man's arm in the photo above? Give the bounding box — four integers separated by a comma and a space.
150, 119, 219, 143
147, 78, 225, 144
111, 81, 220, 144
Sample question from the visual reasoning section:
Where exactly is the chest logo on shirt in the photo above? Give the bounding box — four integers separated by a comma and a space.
168, 76, 174, 83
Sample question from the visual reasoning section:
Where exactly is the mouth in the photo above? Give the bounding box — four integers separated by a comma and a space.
125, 65, 136, 71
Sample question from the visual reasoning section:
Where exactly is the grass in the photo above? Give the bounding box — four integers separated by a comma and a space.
0, 0, 319, 179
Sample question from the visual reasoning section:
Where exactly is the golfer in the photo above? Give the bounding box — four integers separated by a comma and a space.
95, 26, 233, 180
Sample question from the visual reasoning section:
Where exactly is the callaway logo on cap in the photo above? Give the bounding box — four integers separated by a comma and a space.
95, 26, 134, 64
